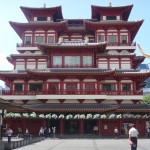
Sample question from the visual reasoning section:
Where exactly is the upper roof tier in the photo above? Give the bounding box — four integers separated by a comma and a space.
91, 4, 133, 21
20, 4, 133, 22
20, 5, 63, 22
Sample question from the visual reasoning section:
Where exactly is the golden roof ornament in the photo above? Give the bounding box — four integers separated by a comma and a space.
43, 3, 46, 8
109, 2, 112, 7
58, 36, 63, 43
84, 35, 89, 43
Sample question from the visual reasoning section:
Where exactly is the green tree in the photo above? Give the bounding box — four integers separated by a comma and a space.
143, 94, 150, 105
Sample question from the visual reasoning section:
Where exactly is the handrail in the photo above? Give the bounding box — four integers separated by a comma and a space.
2, 89, 143, 96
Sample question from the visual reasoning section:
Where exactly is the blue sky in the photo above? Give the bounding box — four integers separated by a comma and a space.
0, 0, 150, 85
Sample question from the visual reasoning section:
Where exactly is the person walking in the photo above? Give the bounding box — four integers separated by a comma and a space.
48, 127, 51, 137
114, 127, 119, 139
147, 127, 150, 138
52, 127, 56, 139
7, 128, 13, 143
39, 127, 44, 137
129, 124, 139, 150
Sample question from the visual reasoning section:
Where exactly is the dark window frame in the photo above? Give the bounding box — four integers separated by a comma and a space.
29, 83, 43, 91
37, 16, 47, 21
15, 84, 23, 91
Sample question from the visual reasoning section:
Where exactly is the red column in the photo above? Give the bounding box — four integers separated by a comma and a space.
60, 119, 64, 135
117, 80, 121, 95
98, 120, 101, 135
25, 59, 27, 70
35, 58, 38, 69
119, 57, 121, 69
43, 80, 47, 94
80, 120, 84, 135
24, 81, 28, 94
108, 58, 110, 69
118, 29, 120, 45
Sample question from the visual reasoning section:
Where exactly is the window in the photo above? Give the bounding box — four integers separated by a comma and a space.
108, 35, 117, 43
15, 84, 23, 91
83, 56, 92, 66
121, 35, 127, 44
65, 56, 80, 66
66, 83, 77, 94
25, 36, 31, 44
106, 16, 116, 20
29, 84, 43, 91
53, 56, 62, 67
36, 36, 44, 43
102, 84, 115, 91
122, 84, 131, 91
47, 36, 54, 43
85, 83, 95, 94
37, 17, 47, 21
49, 83, 58, 94
98, 35, 105, 42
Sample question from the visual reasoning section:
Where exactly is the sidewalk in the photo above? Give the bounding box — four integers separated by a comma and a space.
13, 138, 150, 150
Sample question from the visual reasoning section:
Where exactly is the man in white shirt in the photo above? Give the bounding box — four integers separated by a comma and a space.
7, 128, 13, 143
129, 124, 139, 150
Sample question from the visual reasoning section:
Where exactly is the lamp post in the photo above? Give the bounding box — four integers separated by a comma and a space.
0, 109, 6, 140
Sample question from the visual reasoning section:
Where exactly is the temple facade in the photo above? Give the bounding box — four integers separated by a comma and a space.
0, 4, 150, 137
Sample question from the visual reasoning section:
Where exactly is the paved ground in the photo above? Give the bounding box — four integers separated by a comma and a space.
12, 138, 150, 150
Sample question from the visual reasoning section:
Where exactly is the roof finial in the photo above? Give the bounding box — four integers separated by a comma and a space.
43, 3, 46, 8
109, 2, 112, 7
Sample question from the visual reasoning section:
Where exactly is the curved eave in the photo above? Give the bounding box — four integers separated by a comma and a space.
97, 54, 135, 58
20, 6, 63, 22
6, 57, 13, 65
115, 71, 150, 79
26, 69, 115, 77
85, 20, 143, 41
9, 54, 48, 59
133, 56, 145, 69
9, 21, 67, 38
117, 104, 150, 113
0, 72, 28, 80
91, 4, 133, 21
37, 42, 107, 53
23, 104, 118, 113
0, 98, 24, 111
137, 82, 146, 89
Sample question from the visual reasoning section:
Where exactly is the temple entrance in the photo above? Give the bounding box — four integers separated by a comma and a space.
84, 120, 98, 134
64, 120, 80, 134
48, 120, 60, 134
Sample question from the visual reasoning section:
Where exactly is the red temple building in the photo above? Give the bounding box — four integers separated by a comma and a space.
0, 3, 150, 137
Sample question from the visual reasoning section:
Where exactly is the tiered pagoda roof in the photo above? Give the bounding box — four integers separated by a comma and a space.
91, 4, 133, 21
23, 103, 119, 113
22, 103, 150, 113
84, 20, 144, 42
0, 98, 24, 112
9, 21, 67, 38
37, 41, 107, 53
1, 69, 150, 81
20, 6, 63, 22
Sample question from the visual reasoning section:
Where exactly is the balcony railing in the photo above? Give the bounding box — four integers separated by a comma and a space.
17, 43, 36, 47
2, 89, 143, 96
107, 42, 136, 46
16, 42, 136, 48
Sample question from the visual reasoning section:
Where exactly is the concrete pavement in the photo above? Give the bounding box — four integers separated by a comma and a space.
13, 138, 150, 150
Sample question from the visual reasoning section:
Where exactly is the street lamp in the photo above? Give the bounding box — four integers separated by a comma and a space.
0, 109, 6, 140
